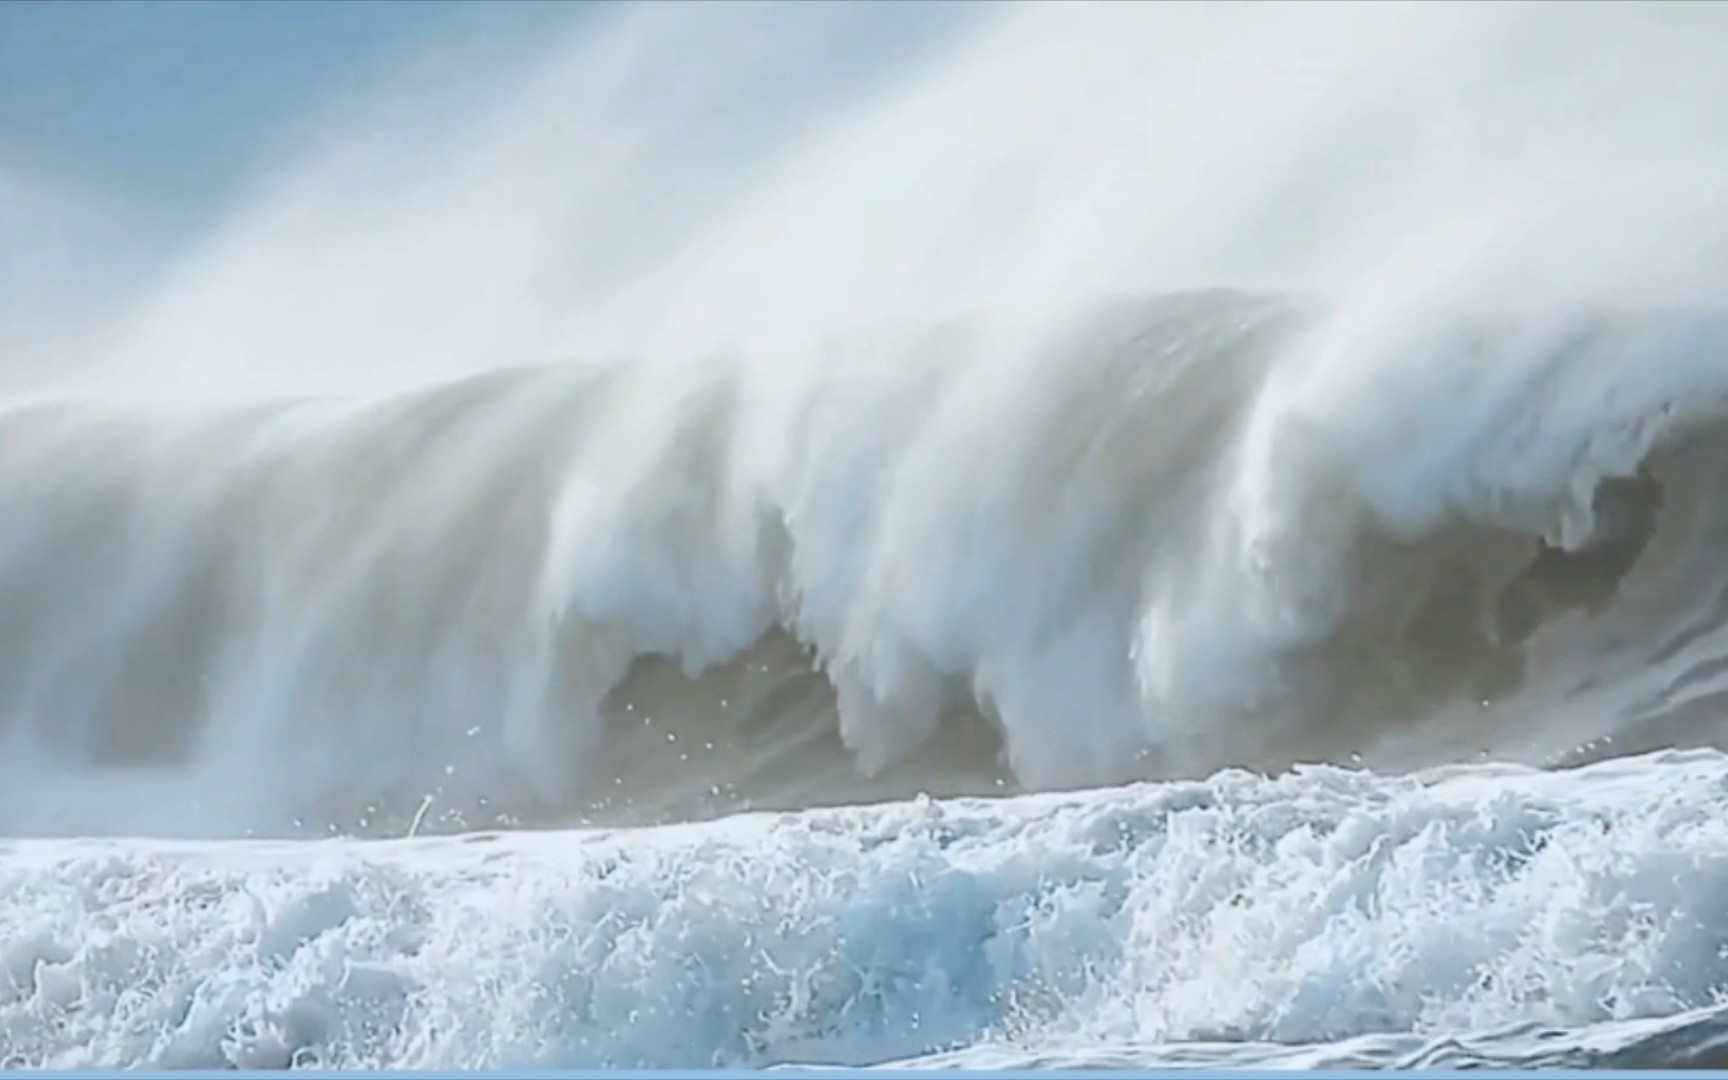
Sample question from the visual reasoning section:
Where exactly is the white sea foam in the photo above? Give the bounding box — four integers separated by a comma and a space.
5, 750, 1728, 1069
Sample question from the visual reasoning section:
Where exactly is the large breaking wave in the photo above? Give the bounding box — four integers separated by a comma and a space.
13, 0, 1728, 1068
3, 291, 1726, 839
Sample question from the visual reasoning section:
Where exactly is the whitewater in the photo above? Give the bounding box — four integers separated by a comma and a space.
8, 0, 1728, 1069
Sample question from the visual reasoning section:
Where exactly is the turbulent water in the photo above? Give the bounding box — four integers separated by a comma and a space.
6, 293, 1728, 1068
11, 0, 1728, 1070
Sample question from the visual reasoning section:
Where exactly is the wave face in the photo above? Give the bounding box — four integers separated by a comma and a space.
0, 292, 1725, 838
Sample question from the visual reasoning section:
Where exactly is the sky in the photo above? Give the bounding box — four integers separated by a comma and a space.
0, 0, 576, 235
0, 0, 981, 392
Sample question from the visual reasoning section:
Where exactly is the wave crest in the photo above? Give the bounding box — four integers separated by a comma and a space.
1, 292, 1726, 838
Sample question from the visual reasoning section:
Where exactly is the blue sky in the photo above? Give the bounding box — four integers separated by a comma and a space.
0, 0, 970, 243
0, 0, 578, 233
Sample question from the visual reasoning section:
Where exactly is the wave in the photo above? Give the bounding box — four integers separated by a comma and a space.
8, 748, 1728, 1069
1, 290, 1727, 839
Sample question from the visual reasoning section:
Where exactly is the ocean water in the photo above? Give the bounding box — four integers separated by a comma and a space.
7, 0, 1728, 1070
